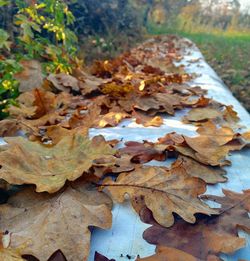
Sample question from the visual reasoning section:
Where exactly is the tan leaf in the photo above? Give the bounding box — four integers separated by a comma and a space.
0, 119, 19, 137
44, 125, 88, 145
196, 121, 235, 146
172, 155, 227, 184
136, 246, 198, 261
14, 60, 43, 92
183, 135, 231, 166
242, 131, 250, 142
92, 154, 135, 178
0, 182, 112, 261
0, 134, 115, 193
77, 71, 109, 95
119, 141, 166, 164
223, 105, 240, 124
0, 247, 25, 261
102, 166, 217, 227
132, 110, 163, 127
8, 91, 37, 118
47, 73, 80, 93
184, 107, 221, 122
96, 112, 130, 128
142, 189, 250, 260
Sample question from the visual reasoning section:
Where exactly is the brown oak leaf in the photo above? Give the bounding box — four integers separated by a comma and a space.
0, 119, 19, 137
0, 182, 112, 261
47, 73, 80, 93
94, 252, 116, 261
136, 246, 198, 261
132, 110, 163, 127
142, 189, 250, 260
172, 155, 227, 184
119, 141, 166, 164
101, 165, 217, 228
14, 60, 43, 93
0, 134, 115, 193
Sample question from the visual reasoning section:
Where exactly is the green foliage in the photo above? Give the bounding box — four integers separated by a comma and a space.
0, 0, 9, 7
0, 29, 11, 50
15, 0, 78, 73
0, 57, 22, 119
0, 0, 78, 118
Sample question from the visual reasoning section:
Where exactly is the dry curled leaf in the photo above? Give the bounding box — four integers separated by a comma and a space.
119, 141, 166, 164
182, 135, 231, 166
94, 252, 116, 261
0, 119, 19, 137
14, 60, 43, 93
136, 246, 197, 261
142, 189, 250, 260
47, 250, 68, 261
101, 165, 217, 228
172, 155, 227, 184
8, 91, 38, 118
40, 125, 88, 145
132, 110, 163, 127
183, 107, 221, 122
92, 154, 135, 178
196, 121, 236, 146
96, 112, 130, 128
47, 73, 80, 93
0, 134, 115, 193
183, 103, 240, 129
0, 181, 112, 261
0, 247, 25, 261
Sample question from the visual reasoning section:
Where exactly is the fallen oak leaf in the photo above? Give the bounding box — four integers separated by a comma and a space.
8, 91, 38, 119
196, 121, 236, 146
92, 154, 135, 178
14, 60, 43, 93
181, 95, 210, 108
101, 165, 217, 228
142, 189, 250, 260
47, 250, 68, 261
0, 134, 115, 193
0, 182, 112, 261
182, 135, 232, 166
0, 247, 25, 261
23, 250, 68, 261
94, 252, 116, 261
47, 73, 80, 93
119, 141, 166, 164
0, 119, 19, 137
242, 131, 250, 142
96, 112, 130, 128
132, 110, 163, 127
183, 107, 221, 123
223, 105, 240, 125
35, 125, 89, 145
183, 104, 240, 129
172, 155, 227, 184
134, 93, 182, 116
136, 246, 198, 261
75, 70, 108, 96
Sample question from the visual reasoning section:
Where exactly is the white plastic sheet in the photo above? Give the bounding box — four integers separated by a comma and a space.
88, 39, 250, 260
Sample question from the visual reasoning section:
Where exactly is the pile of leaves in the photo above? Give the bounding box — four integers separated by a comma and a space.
0, 35, 249, 260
